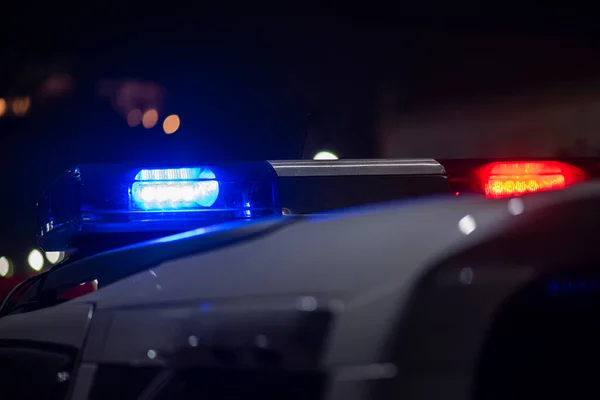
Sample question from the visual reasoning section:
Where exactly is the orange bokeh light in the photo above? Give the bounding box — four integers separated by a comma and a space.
142, 109, 159, 128
12, 97, 30, 116
163, 114, 180, 134
127, 109, 143, 127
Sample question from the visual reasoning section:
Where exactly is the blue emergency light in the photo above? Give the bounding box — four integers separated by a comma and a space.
37, 163, 281, 251
131, 167, 220, 210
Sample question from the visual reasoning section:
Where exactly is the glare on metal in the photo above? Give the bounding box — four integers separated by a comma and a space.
458, 215, 476, 235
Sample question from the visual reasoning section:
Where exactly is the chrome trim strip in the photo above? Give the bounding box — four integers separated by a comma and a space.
268, 159, 445, 177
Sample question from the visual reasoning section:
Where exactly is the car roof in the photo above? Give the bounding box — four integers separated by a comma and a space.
70, 194, 522, 310
2, 185, 600, 367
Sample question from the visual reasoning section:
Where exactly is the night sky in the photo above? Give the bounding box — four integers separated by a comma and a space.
2, 6, 600, 272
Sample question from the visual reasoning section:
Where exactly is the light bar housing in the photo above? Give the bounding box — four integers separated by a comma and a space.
268, 159, 449, 214
38, 163, 281, 251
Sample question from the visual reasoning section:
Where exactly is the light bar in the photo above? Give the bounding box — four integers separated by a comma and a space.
38, 163, 281, 251
477, 161, 585, 199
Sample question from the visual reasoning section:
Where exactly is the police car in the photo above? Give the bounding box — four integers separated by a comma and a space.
0, 159, 598, 399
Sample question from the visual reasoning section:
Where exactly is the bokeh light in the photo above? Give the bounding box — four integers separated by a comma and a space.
163, 114, 180, 134
0, 98, 6, 117
127, 109, 143, 127
39, 74, 73, 98
0, 257, 10, 277
28, 249, 44, 271
46, 251, 64, 265
142, 109, 159, 128
12, 96, 31, 116
313, 151, 339, 160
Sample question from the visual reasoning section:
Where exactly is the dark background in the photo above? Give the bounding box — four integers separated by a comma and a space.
2, 5, 600, 272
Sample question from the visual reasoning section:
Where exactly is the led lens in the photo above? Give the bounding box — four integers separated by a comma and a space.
477, 161, 585, 199
131, 168, 219, 210
134, 167, 208, 181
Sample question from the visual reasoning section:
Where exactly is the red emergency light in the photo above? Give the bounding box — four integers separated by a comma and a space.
476, 161, 585, 199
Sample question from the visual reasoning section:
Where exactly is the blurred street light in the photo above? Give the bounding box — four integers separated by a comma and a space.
313, 151, 338, 160
28, 249, 44, 271
0, 257, 10, 277
101, 79, 165, 121
127, 109, 143, 127
12, 96, 31, 116
163, 114, 180, 134
46, 251, 64, 265
39, 74, 73, 98
0, 98, 6, 117
142, 109, 159, 128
